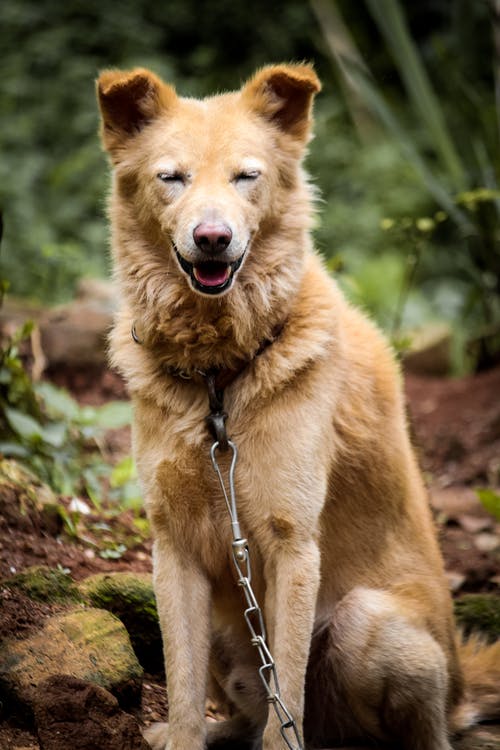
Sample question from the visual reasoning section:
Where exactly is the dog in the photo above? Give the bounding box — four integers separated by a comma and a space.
97, 63, 500, 750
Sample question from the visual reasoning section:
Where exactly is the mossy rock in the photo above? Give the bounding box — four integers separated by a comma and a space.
79, 572, 162, 672
454, 594, 500, 642
1, 565, 81, 603
0, 608, 143, 726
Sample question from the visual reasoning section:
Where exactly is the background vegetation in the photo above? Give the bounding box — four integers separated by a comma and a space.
0, 0, 499, 370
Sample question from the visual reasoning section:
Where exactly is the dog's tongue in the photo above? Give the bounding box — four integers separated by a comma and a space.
194, 262, 231, 287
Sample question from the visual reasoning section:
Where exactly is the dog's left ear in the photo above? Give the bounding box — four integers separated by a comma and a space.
242, 64, 321, 142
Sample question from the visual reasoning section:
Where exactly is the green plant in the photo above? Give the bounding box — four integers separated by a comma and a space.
476, 488, 500, 523
0, 322, 135, 506
312, 0, 500, 369
0, 0, 321, 304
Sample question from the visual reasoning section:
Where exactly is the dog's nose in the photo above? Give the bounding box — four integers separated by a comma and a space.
193, 222, 232, 255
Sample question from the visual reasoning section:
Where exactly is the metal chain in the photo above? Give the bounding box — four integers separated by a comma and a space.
210, 440, 303, 750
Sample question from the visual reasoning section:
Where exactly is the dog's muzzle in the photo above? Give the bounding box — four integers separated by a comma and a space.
175, 248, 246, 295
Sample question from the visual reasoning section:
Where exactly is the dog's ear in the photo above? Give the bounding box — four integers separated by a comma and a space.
96, 68, 175, 158
242, 64, 321, 142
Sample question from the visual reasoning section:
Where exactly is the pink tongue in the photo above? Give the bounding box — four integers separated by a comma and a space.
194, 264, 230, 287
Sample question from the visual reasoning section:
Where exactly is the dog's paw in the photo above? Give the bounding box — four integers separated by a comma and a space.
143, 721, 169, 750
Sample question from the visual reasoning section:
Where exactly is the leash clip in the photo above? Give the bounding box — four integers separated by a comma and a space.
204, 371, 229, 450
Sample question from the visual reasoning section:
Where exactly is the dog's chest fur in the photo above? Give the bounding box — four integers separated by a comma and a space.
132, 360, 333, 582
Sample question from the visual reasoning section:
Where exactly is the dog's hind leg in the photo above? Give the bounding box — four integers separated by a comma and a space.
306, 587, 455, 750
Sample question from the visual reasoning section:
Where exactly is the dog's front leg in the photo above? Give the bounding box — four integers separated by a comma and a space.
262, 537, 321, 750
153, 534, 211, 750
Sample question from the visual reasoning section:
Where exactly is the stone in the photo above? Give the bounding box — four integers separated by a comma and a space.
446, 570, 466, 593
403, 322, 452, 376
39, 279, 115, 368
34, 675, 149, 750
473, 532, 500, 553
79, 572, 162, 672
458, 514, 494, 534
1, 565, 81, 604
0, 280, 116, 370
0, 608, 143, 725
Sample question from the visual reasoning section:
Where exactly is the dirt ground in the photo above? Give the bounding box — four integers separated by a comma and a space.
0, 362, 499, 748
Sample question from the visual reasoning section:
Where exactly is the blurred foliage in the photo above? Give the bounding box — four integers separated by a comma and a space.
477, 487, 500, 523
0, 0, 499, 368
0, 0, 322, 302
314, 0, 500, 368
0, 321, 140, 513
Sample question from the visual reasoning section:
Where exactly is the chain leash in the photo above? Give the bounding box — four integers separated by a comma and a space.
210, 439, 303, 750
130, 327, 302, 747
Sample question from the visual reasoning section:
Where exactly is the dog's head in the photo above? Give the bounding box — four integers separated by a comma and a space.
97, 64, 320, 299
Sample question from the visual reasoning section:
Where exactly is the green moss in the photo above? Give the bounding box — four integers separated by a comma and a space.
79, 572, 162, 672
454, 594, 500, 642
2, 565, 81, 603
0, 608, 143, 717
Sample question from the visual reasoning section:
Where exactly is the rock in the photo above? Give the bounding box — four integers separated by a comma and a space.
457, 514, 494, 534
39, 279, 116, 369
0, 608, 143, 724
473, 532, 500, 553
1, 565, 81, 603
40, 301, 113, 367
0, 297, 44, 337
75, 277, 115, 308
403, 322, 452, 376
79, 572, 162, 672
430, 486, 485, 519
454, 594, 500, 642
34, 675, 149, 750
446, 570, 466, 593
0, 280, 116, 370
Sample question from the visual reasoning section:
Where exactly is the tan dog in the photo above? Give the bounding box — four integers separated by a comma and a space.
97, 64, 499, 750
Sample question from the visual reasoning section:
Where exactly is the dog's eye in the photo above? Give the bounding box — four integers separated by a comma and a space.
234, 171, 260, 182
157, 172, 185, 183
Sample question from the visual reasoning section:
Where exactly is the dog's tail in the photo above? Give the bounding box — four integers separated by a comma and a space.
450, 632, 500, 732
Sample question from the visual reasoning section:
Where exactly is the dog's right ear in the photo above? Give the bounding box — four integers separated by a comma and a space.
96, 68, 175, 159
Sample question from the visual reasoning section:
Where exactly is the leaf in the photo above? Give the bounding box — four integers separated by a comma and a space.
110, 455, 136, 488
0, 442, 30, 458
365, 0, 465, 189
476, 489, 500, 523
39, 420, 67, 448
99, 544, 127, 560
0, 366, 12, 385
10, 320, 34, 346
36, 381, 80, 421
4, 407, 44, 442
339, 57, 472, 231
58, 505, 79, 538
79, 400, 132, 430
117, 479, 143, 511
133, 516, 150, 536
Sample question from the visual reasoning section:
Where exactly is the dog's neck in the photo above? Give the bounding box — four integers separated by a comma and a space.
111, 248, 338, 406
131, 279, 294, 374
124, 233, 308, 375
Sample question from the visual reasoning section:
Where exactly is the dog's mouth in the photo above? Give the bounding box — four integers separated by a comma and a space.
175, 250, 245, 295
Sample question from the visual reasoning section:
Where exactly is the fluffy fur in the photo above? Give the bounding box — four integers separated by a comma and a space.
97, 63, 499, 750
